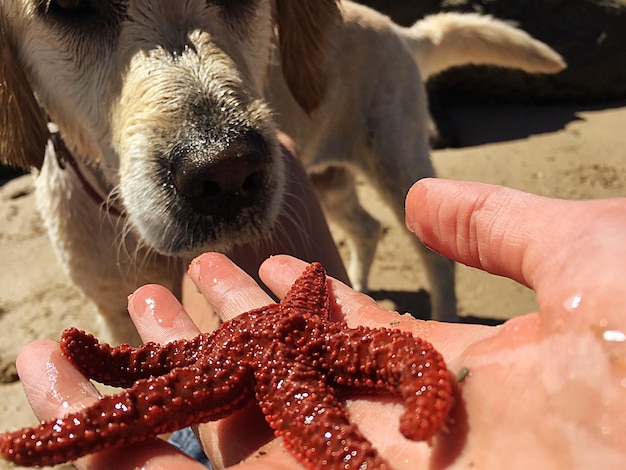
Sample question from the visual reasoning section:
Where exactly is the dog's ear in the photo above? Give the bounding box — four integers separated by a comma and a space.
0, 19, 48, 170
274, 0, 341, 114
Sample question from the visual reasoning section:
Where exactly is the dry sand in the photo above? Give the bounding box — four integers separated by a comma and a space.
1, 101, 626, 469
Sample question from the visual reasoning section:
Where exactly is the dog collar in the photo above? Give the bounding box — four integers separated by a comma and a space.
51, 131, 123, 218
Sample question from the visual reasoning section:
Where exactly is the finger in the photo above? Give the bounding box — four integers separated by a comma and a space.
185, 253, 281, 465
14, 341, 205, 470
188, 252, 274, 321
405, 178, 569, 290
127, 284, 200, 344
15, 340, 100, 422
224, 141, 350, 286
82, 440, 209, 470
259, 255, 412, 327
407, 178, 626, 327
222, 445, 303, 470
258, 255, 495, 358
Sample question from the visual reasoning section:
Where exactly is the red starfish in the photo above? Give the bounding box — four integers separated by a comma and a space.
0, 263, 453, 469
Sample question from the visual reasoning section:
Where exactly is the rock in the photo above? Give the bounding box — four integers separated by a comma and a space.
355, 0, 626, 103
0, 355, 18, 384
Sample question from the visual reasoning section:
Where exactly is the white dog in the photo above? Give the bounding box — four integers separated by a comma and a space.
269, 2, 565, 321
1, 0, 563, 343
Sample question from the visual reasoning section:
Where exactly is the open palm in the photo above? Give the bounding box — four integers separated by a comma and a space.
14, 178, 626, 469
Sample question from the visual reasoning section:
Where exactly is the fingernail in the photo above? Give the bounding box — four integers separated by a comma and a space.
128, 289, 181, 328
188, 253, 227, 289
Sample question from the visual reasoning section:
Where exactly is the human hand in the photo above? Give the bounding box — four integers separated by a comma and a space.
8, 132, 349, 470
403, 178, 626, 467
13, 178, 626, 469
191, 178, 626, 467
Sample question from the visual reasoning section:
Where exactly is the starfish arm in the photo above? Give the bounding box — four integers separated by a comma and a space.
60, 328, 213, 387
0, 360, 253, 467
325, 326, 453, 441
254, 349, 390, 470
280, 262, 331, 321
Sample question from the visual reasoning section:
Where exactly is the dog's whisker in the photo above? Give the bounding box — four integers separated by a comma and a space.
271, 186, 311, 259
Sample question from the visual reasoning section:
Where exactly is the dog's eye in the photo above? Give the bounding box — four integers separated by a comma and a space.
48, 0, 89, 13
37, 0, 126, 37
209, 0, 259, 19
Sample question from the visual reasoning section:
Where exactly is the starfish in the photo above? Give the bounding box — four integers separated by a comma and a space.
0, 263, 453, 469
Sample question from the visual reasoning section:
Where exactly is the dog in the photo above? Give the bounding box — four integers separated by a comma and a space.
268, 1, 565, 322
1, 1, 564, 344
1, 0, 343, 343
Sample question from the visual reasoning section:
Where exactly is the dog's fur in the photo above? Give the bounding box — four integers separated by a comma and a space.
1, 0, 342, 343
1, 1, 564, 342
268, 1, 565, 321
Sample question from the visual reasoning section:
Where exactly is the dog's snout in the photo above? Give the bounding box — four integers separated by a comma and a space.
170, 131, 271, 216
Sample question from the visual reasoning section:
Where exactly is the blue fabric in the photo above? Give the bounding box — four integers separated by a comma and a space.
168, 428, 213, 468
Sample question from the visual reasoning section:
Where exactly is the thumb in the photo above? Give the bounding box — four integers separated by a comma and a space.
406, 179, 626, 324
405, 179, 565, 290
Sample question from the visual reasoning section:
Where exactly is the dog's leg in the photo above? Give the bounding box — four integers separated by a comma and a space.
362, 109, 458, 322
368, 170, 457, 322
414, 239, 457, 323
35, 148, 171, 345
373, 172, 457, 322
310, 166, 381, 292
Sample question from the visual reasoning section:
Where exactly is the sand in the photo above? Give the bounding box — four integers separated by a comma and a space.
1, 101, 626, 469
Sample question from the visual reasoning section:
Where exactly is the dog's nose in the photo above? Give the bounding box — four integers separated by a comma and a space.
170, 131, 271, 217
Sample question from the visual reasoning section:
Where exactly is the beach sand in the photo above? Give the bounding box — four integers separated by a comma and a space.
1, 101, 625, 469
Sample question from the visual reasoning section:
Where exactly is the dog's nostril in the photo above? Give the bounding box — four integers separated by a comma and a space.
170, 131, 271, 216
200, 181, 222, 199
243, 170, 269, 193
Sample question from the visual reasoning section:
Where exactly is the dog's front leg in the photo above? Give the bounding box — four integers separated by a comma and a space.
34, 149, 172, 345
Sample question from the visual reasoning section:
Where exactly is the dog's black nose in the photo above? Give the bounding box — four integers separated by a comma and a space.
170, 131, 271, 217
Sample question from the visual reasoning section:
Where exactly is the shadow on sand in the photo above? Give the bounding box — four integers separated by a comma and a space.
369, 289, 504, 326
431, 101, 626, 149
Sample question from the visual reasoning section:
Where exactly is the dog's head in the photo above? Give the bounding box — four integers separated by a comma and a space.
0, 0, 340, 254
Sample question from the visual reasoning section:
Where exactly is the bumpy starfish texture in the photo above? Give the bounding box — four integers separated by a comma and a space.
0, 263, 453, 469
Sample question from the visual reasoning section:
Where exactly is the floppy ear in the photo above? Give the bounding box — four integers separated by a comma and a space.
274, 0, 341, 114
0, 18, 48, 170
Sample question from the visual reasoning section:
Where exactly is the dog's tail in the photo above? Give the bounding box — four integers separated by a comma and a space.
399, 13, 566, 81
